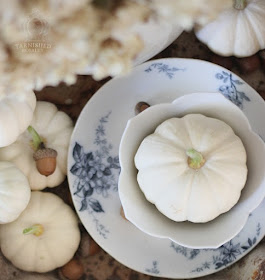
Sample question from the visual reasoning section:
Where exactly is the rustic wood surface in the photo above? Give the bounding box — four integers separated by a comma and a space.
1, 31, 265, 280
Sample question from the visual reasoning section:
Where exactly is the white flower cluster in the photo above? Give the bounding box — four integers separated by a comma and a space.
0, 0, 232, 93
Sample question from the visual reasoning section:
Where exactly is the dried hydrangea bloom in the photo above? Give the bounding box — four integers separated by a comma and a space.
135, 0, 233, 30
0, 0, 149, 91
0, 0, 232, 93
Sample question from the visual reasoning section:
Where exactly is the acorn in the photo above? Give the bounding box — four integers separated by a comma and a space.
27, 126, 58, 176
59, 258, 84, 280
135, 101, 150, 115
33, 146, 57, 176
88, 237, 101, 256
78, 233, 101, 258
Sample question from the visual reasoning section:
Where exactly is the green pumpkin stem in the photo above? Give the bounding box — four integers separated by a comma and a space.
27, 126, 44, 150
23, 224, 44, 237
234, 0, 247, 10
186, 148, 205, 169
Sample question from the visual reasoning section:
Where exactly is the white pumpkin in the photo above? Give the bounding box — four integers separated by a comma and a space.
0, 101, 73, 190
0, 191, 80, 273
195, 0, 265, 57
0, 89, 36, 147
0, 161, 30, 224
135, 114, 248, 223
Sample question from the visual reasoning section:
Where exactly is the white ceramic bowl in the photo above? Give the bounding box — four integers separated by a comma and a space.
118, 92, 265, 249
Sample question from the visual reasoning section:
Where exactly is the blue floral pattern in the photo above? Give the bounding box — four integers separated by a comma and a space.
170, 222, 261, 273
170, 243, 200, 260
145, 261, 160, 275
216, 71, 250, 108
70, 112, 120, 238
145, 63, 185, 79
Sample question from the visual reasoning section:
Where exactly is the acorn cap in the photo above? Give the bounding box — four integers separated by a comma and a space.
33, 148, 57, 161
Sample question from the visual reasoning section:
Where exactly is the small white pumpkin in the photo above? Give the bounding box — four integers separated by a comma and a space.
135, 114, 247, 223
195, 0, 265, 57
0, 89, 36, 147
0, 191, 81, 273
0, 161, 31, 224
0, 101, 73, 190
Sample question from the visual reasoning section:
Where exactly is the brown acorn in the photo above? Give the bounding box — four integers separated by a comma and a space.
59, 258, 84, 280
33, 147, 57, 176
135, 101, 150, 115
28, 126, 58, 177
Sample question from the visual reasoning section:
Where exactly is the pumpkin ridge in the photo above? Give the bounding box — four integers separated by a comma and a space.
0, 175, 30, 185
0, 162, 14, 172
182, 115, 196, 149
25, 93, 36, 111
0, 102, 18, 145
203, 135, 244, 159
200, 168, 225, 213
206, 150, 247, 164
39, 238, 59, 269
28, 167, 46, 190
155, 119, 191, 150
138, 161, 187, 170
43, 204, 66, 220
184, 171, 200, 221
3, 237, 29, 262
204, 162, 247, 190
5, 98, 30, 134
49, 129, 72, 148
155, 169, 196, 221
181, 169, 196, 219
41, 238, 76, 270
200, 129, 238, 158
186, 170, 225, 222
204, 9, 238, 56
34, 102, 58, 131
0, 202, 19, 214
0, 188, 17, 197
46, 171, 65, 188
202, 167, 243, 215
36, 194, 63, 218
139, 161, 188, 177
135, 134, 187, 169
182, 114, 236, 154
244, 4, 265, 48
137, 165, 189, 204
45, 111, 70, 133
153, 133, 189, 151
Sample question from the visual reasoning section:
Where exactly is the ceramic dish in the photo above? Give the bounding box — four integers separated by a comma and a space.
119, 92, 265, 249
67, 58, 265, 279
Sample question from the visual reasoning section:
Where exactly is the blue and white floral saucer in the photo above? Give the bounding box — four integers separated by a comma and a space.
67, 58, 265, 279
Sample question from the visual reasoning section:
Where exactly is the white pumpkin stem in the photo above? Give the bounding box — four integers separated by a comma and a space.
234, 0, 247, 10
23, 224, 44, 237
27, 126, 44, 150
186, 148, 205, 169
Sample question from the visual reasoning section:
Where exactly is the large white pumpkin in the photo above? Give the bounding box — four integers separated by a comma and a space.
195, 0, 265, 57
135, 114, 248, 223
